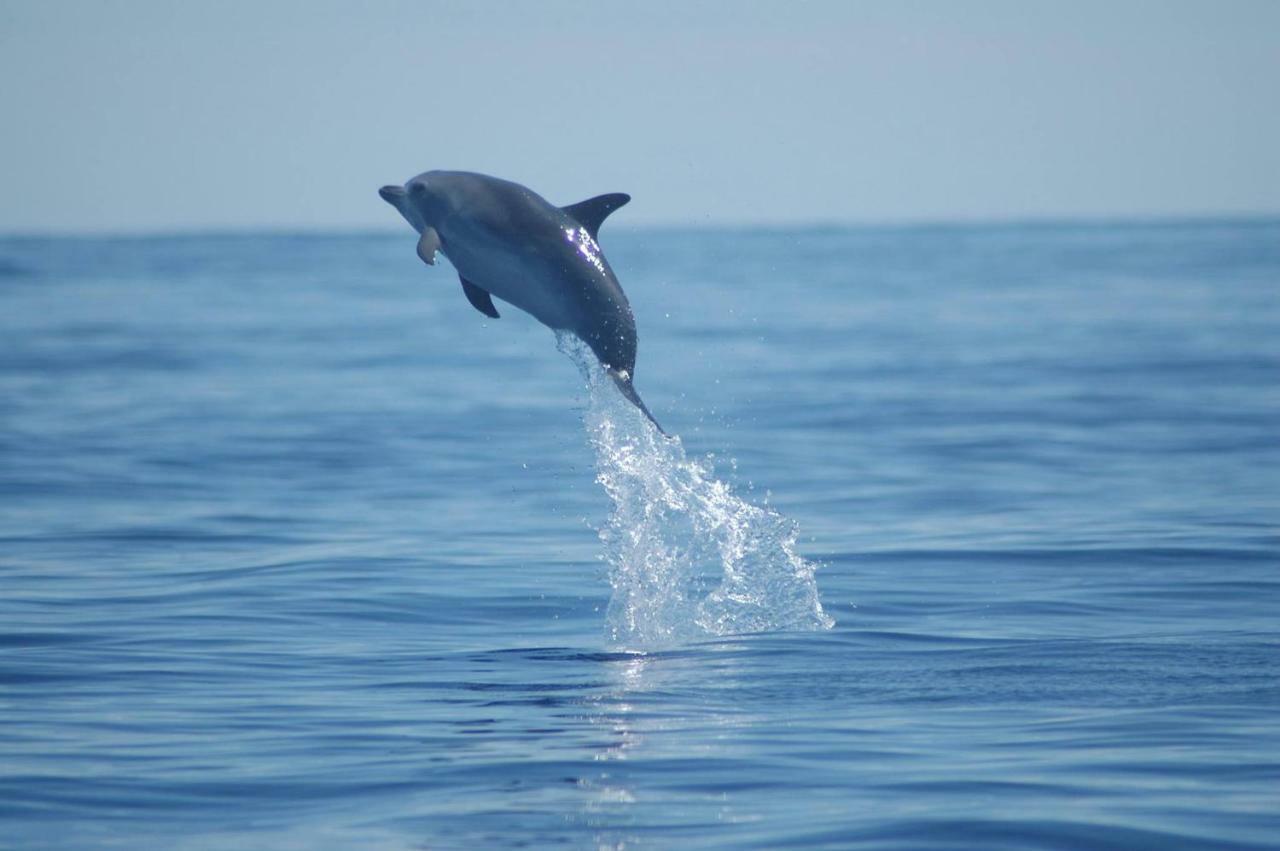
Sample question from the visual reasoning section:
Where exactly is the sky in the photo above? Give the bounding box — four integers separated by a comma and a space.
1, 0, 1278, 232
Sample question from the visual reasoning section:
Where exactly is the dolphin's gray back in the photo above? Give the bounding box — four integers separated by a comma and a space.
423, 172, 639, 376
425, 172, 561, 242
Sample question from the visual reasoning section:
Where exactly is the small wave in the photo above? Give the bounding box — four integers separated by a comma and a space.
558, 333, 834, 647
0, 257, 33, 277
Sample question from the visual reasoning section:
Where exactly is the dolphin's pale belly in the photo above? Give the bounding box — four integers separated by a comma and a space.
440, 220, 582, 331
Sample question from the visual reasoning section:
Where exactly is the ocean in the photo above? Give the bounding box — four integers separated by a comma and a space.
1, 220, 1277, 849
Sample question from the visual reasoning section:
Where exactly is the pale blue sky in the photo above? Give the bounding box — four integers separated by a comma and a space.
2, 0, 1277, 232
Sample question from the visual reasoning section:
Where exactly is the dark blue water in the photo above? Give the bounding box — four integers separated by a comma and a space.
2, 221, 1278, 849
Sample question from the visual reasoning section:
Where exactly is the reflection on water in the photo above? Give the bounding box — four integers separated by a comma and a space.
578, 651, 652, 847
580, 643, 774, 848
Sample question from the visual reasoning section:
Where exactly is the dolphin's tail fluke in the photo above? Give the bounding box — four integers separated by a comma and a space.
608, 368, 667, 436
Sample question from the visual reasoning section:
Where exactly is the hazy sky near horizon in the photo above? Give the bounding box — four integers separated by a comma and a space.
2, 0, 1278, 232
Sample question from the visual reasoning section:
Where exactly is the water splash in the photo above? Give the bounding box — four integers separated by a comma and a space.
558, 333, 835, 646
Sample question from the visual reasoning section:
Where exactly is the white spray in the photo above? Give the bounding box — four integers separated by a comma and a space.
559, 333, 835, 646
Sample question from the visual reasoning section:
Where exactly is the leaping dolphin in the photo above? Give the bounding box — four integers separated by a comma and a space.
378, 170, 664, 434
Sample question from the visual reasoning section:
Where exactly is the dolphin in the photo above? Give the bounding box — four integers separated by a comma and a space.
378, 170, 664, 434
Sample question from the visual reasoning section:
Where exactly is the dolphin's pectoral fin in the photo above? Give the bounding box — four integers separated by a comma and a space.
561, 193, 630, 240
459, 277, 500, 319
416, 227, 442, 266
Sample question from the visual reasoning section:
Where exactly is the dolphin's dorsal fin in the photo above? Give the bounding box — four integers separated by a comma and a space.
561, 193, 630, 240
416, 227, 442, 265
459, 276, 500, 319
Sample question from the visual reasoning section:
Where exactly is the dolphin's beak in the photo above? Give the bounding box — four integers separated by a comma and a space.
379, 185, 406, 203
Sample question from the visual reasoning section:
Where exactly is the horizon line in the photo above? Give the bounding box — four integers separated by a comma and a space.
2, 210, 1278, 240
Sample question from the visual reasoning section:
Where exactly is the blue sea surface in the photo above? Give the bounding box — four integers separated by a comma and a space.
1, 220, 1278, 849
